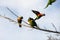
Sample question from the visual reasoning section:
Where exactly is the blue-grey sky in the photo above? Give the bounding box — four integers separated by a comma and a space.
0, 0, 60, 40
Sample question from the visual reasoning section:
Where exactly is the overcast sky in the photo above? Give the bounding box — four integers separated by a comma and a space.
0, 0, 60, 40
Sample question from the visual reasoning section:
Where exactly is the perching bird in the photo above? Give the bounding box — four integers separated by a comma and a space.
28, 17, 40, 29
32, 10, 45, 20
17, 16, 23, 27
44, 0, 56, 8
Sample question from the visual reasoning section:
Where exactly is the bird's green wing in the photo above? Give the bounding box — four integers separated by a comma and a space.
44, 0, 56, 8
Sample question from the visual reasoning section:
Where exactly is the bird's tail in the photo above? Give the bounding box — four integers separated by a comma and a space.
34, 17, 38, 20
18, 23, 22, 27
44, 4, 49, 9
19, 24, 22, 27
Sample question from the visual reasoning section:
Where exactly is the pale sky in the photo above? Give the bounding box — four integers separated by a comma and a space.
0, 0, 60, 40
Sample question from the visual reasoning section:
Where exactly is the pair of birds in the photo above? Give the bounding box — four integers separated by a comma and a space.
17, 10, 45, 29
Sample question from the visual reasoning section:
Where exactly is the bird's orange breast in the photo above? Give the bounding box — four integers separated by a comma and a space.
17, 17, 21, 21
37, 13, 43, 16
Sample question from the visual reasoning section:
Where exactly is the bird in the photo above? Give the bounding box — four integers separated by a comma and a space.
28, 17, 40, 29
17, 16, 23, 27
44, 0, 56, 8
32, 10, 45, 20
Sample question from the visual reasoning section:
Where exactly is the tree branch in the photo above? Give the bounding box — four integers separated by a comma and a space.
0, 15, 60, 34
51, 23, 57, 31
6, 7, 29, 25
34, 28, 60, 34
0, 15, 30, 27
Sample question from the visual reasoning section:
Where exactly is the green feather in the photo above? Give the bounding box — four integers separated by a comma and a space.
45, 0, 56, 8
28, 18, 37, 28
28, 17, 40, 29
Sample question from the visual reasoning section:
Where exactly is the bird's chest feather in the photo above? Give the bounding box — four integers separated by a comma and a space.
29, 21, 35, 25
17, 18, 22, 23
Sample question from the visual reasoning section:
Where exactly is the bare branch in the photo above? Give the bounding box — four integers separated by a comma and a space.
0, 15, 16, 22
0, 14, 31, 27
34, 27, 60, 34
0, 15, 60, 34
6, 7, 29, 25
6, 7, 18, 17
51, 23, 57, 32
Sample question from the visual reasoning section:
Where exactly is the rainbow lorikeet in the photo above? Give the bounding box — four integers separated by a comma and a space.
17, 16, 23, 27
32, 10, 45, 20
45, 0, 56, 8
28, 17, 40, 29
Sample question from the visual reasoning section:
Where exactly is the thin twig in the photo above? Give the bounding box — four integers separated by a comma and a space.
51, 23, 57, 32
0, 15, 30, 27
6, 7, 29, 25
6, 7, 18, 17
22, 20, 30, 25
0, 15, 17, 23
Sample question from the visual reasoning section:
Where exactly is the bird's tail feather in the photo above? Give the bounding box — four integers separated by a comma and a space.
19, 25, 22, 27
